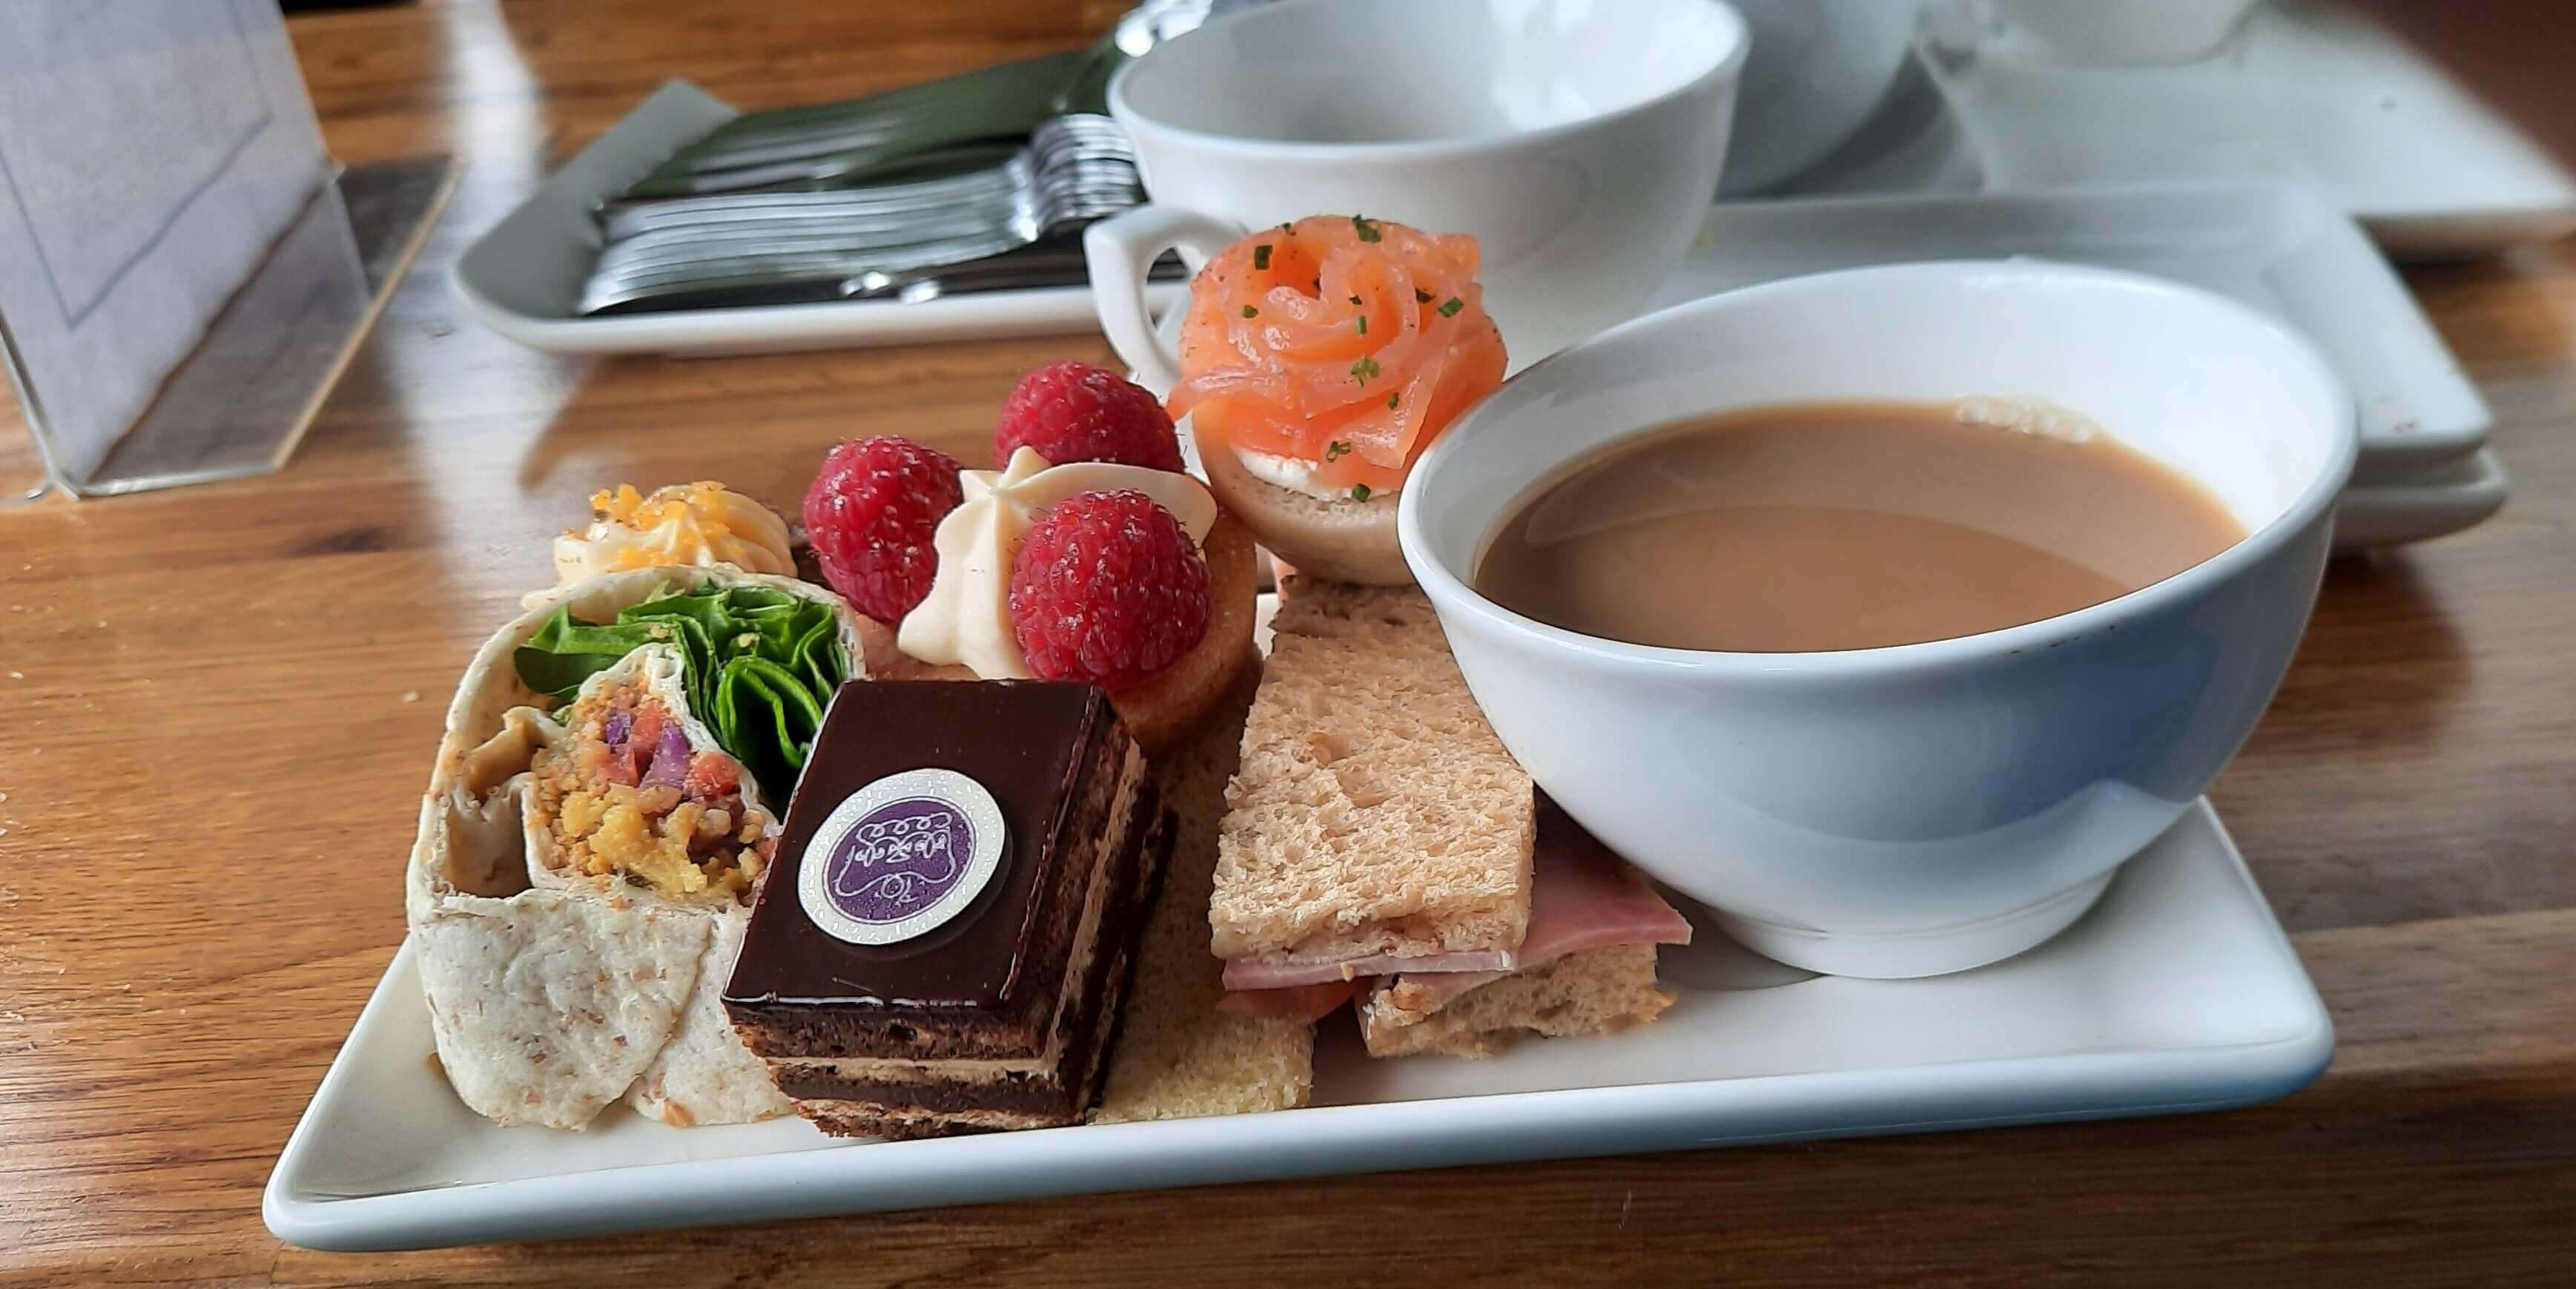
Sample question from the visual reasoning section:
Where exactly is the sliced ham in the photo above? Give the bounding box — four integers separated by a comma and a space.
1511, 795, 1694, 963
1218, 794, 1692, 1002
1222, 949, 1512, 992
1215, 978, 1362, 1023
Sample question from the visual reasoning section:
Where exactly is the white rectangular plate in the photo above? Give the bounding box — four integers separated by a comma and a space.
449, 80, 1180, 358
266, 800, 2330, 1251
1680, 180, 2505, 545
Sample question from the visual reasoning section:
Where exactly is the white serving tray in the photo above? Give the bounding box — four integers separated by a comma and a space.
2334, 446, 2509, 548
1916, 0, 2576, 257
1677, 180, 2506, 547
265, 798, 2329, 1251
449, 80, 1183, 358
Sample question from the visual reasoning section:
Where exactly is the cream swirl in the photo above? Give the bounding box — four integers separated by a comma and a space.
897, 447, 1216, 679
546, 481, 794, 595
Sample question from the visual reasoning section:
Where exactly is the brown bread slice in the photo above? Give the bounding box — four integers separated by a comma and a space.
1210, 579, 1536, 966
1095, 657, 1316, 1122
1357, 943, 1676, 1058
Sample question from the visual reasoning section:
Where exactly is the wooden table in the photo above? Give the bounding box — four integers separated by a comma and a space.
2, 2, 2570, 1284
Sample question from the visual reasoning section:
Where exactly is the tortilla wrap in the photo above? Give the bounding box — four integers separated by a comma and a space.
409, 565, 888, 1130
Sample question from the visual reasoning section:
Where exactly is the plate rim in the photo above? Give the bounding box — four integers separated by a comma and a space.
263, 800, 2333, 1253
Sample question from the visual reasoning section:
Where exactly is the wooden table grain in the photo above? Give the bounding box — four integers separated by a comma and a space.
2, 2, 2572, 1285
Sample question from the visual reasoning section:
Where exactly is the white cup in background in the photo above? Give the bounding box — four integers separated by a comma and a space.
1985, 0, 2259, 67
1720, 0, 1920, 195
1087, 0, 1748, 386
1399, 262, 2356, 978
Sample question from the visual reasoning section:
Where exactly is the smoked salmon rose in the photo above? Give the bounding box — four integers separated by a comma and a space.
1167, 215, 1507, 584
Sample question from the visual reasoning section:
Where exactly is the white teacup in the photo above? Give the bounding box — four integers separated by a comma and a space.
1086, 0, 1748, 385
1398, 261, 2356, 978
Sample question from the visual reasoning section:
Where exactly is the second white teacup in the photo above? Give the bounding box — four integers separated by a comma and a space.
1089, 0, 1748, 384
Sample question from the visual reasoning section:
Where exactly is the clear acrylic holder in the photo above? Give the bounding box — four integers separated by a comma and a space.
0, 154, 455, 504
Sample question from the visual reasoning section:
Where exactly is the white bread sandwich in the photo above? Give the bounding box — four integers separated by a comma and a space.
1209, 579, 1691, 1055
1356, 797, 1687, 1058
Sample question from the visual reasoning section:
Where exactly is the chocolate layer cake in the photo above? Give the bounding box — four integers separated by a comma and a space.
723, 681, 1172, 1138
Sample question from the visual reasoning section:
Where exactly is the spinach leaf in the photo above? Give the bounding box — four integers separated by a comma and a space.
515, 610, 657, 699
510, 580, 848, 805
712, 656, 824, 797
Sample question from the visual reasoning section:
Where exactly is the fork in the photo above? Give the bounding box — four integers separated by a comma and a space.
578, 115, 1146, 316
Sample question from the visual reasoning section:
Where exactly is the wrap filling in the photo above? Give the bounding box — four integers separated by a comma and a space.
529, 673, 772, 899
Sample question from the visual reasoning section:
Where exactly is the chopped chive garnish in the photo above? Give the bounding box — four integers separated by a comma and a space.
1415, 288, 1433, 303
1242, 304, 1258, 318
1353, 214, 1382, 242
1252, 243, 1272, 270
1350, 484, 1373, 502
1387, 392, 1400, 409
1437, 296, 1464, 317
1324, 440, 1352, 461
1350, 357, 1381, 386
1357, 315, 1368, 334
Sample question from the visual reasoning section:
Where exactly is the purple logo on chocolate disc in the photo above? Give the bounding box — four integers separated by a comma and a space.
799, 768, 1005, 946
825, 797, 971, 922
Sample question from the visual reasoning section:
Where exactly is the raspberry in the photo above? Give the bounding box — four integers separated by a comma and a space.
1008, 490, 1210, 690
802, 436, 965, 624
994, 360, 1184, 471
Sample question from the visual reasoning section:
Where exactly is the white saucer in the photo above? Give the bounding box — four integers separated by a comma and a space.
266, 800, 2328, 1251
1677, 180, 2506, 548
2334, 446, 2510, 548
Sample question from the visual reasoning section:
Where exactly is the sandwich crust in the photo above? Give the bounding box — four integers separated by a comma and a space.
1358, 943, 1675, 1058
1095, 658, 1315, 1122
1210, 580, 1534, 967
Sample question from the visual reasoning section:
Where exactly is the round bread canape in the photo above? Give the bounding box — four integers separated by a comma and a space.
878, 508, 1261, 756
1195, 436, 1413, 587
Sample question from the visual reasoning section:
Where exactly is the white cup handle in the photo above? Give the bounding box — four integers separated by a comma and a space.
1084, 205, 1244, 392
